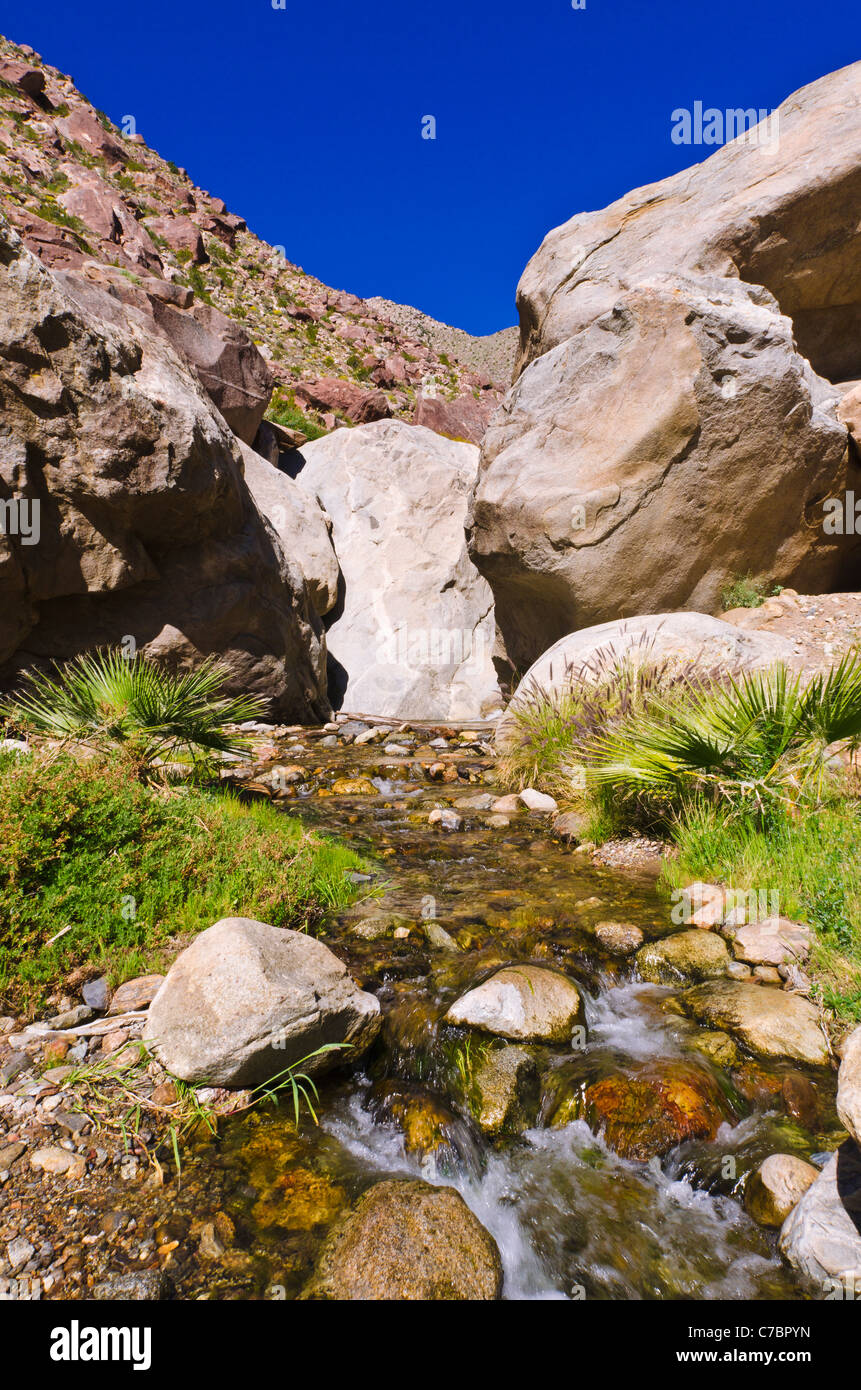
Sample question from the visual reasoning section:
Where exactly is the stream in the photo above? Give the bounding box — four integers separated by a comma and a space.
159, 722, 840, 1300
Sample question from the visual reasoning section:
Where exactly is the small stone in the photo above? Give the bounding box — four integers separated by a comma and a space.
198, 1221, 225, 1260
41, 1037, 70, 1064
393, 926, 410, 940
82, 977, 110, 1012
423, 922, 459, 951
553, 811, 590, 843
46, 1005, 93, 1029
732, 917, 811, 967
753, 965, 783, 985
91, 1270, 168, 1300
0, 1052, 30, 1085
427, 808, 463, 831
6, 1237, 34, 1271
42, 1066, 74, 1084
331, 777, 378, 795
30, 1146, 87, 1179
108, 975, 165, 1014
485, 814, 510, 828
490, 794, 520, 814
0, 1142, 26, 1168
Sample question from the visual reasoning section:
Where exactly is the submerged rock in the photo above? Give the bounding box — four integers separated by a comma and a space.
145, 917, 381, 1086
550, 1060, 731, 1161
300, 1179, 503, 1300
368, 1080, 479, 1166
677, 980, 830, 1066
471, 1044, 541, 1136
595, 921, 644, 956
636, 930, 730, 984
444, 964, 584, 1043
745, 1154, 819, 1228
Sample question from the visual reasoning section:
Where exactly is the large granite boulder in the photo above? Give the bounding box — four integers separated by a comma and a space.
292, 421, 501, 719
145, 917, 381, 1087
301, 1179, 503, 1300
238, 442, 340, 617
467, 64, 860, 671
0, 217, 328, 720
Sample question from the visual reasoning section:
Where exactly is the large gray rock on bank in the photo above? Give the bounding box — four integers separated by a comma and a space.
0, 217, 328, 720
144, 918, 381, 1086
292, 421, 501, 719
780, 1146, 861, 1286
467, 65, 859, 671
838, 1025, 861, 1147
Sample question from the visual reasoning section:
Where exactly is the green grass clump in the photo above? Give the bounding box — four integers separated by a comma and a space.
266, 388, 327, 440
720, 573, 782, 610
0, 751, 367, 1013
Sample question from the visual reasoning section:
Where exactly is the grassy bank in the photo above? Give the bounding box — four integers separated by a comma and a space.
500, 649, 861, 1024
0, 749, 368, 1015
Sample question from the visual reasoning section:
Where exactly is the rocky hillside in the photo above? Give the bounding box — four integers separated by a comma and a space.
0, 33, 509, 447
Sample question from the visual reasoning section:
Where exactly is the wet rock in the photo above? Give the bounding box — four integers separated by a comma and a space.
301, 1179, 502, 1300
331, 777, 378, 795
745, 1154, 819, 1227
753, 965, 783, 986
107, 975, 165, 1015
0, 1052, 30, 1085
553, 1061, 732, 1160
471, 1045, 540, 1136
486, 813, 511, 828
837, 1024, 861, 1147
780, 1145, 861, 1285
595, 921, 644, 956
731, 917, 811, 968
6, 1236, 34, 1271
689, 1030, 740, 1068
368, 1081, 477, 1165
145, 917, 381, 1086
490, 794, 520, 814
0, 1142, 26, 1169
636, 929, 730, 984
423, 921, 460, 951
91, 1270, 169, 1300
445, 965, 584, 1043
677, 980, 830, 1066
519, 788, 558, 813
428, 808, 463, 831
783, 1073, 821, 1130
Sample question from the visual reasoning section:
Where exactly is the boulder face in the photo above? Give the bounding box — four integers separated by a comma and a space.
292, 421, 501, 719
144, 917, 381, 1087
467, 64, 861, 672
779, 1145, 861, 1284
238, 442, 340, 618
0, 218, 328, 720
301, 1179, 503, 1300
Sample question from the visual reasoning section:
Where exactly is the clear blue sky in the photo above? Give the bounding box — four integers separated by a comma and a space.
6, 1, 859, 334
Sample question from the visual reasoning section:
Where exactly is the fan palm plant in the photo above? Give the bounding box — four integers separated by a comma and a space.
1, 649, 267, 772
584, 650, 861, 820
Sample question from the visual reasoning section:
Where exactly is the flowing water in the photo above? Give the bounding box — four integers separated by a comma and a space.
161, 726, 840, 1300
